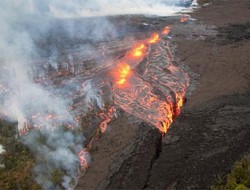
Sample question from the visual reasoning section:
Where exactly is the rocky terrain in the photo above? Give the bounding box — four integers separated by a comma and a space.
96, 94, 250, 189
77, 0, 250, 189
0, 0, 249, 189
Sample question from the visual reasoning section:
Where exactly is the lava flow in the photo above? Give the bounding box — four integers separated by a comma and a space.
180, 16, 189, 23
129, 43, 147, 59
114, 62, 132, 87
99, 106, 116, 133
12, 23, 190, 175
148, 33, 160, 44
78, 148, 91, 169
162, 26, 171, 35
112, 25, 189, 133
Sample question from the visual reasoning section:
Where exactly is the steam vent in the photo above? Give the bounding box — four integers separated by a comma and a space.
0, 0, 250, 189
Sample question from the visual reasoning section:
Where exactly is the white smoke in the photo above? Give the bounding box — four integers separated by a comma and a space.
0, 1, 85, 189
23, 128, 84, 189
82, 80, 104, 109
50, 0, 192, 18
0, 144, 5, 155
0, 0, 192, 189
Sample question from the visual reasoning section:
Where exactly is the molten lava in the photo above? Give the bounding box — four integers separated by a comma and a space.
78, 148, 90, 169
16, 23, 189, 179
162, 26, 171, 35
115, 63, 131, 87
148, 33, 160, 44
112, 25, 189, 134
180, 17, 189, 23
99, 107, 116, 133
175, 94, 184, 116
129, 43, 146, 58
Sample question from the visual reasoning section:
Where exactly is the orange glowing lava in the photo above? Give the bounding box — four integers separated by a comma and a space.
78, 149, 89, 169
129, 43, 146, 58
112, 25, 189, 134
180, 17, 189, 23
115, 63, 131, 86
99, 107, 116, 133
161, 94, 185, 133
175, 94, 184, 116
162, 106, 174, 133
162, 26, 171, 35
148, 33, 160, 44
19, 121, 30, 136
45, 114, 56, 121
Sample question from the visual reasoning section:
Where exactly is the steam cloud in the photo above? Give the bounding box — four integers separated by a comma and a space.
82, 80, 104, 109
0, 0, 192, 189
50, 0, 193, 18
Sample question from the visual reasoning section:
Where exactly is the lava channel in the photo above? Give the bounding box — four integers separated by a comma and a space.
112, 27, 189, 133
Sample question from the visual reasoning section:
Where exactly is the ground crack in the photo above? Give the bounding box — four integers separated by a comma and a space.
142, 134, 163, 189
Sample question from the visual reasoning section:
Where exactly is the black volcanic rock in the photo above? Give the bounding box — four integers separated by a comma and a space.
147, 93, 250, 189
98, 123, 162, 190
97, 93, 250, 189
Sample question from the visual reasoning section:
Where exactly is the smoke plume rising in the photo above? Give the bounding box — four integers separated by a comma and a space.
0, 0, 192, 188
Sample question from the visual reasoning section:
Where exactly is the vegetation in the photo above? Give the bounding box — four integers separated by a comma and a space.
212, 155, 250, 190
50, 169, 65, 187
0, 120, 83, 189
0, 101, 113, 189
0, 120, 41, 190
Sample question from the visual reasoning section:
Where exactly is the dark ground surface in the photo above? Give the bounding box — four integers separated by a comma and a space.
51, 0, 250, 189
97, 94, 250, 189
76, 0, 250, 189
147, 94, 250, 189
1, 1, 249, 189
